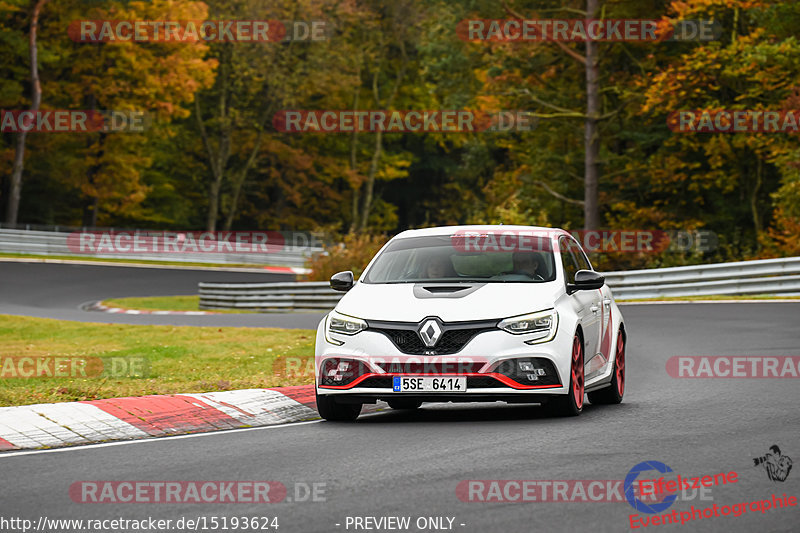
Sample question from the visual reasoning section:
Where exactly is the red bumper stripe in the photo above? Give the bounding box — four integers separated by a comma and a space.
319, 372, 561, 390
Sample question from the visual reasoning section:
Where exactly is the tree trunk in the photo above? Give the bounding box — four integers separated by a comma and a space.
222, 107, 271, 231
583, 0, 600, 231
358, 43, 407, 231
195, 60, 231, 232
349, 84, 361, 233
359, 129, 383, 230
6, 0, 48, 225
751, 156, 763, 250
82, 130, 106, 227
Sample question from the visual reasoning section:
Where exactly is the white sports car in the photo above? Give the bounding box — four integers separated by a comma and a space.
314, 225, 626, 421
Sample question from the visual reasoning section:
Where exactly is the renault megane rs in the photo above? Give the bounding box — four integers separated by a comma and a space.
314, 225, 626, 421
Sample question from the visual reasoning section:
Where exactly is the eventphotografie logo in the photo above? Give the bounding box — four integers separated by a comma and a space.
753, 445, 793, 482
625, 461, 736, 514
625, 461, 679, 514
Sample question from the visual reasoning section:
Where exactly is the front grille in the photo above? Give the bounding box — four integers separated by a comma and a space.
466, 376, 503, 388
371, 327, 493, 355
357, 376, 394, 388
375, 361, 483, 374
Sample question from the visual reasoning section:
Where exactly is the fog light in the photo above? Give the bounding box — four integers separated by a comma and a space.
519, 361, 534, 372
526, 373, 539, 381
320, 358, 367, 387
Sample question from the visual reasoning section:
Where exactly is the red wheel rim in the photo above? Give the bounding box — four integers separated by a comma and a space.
615, 331, 625, 397
572, 335, 584, 409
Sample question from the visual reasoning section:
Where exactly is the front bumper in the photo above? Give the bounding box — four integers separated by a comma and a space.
315, 324, 574, 402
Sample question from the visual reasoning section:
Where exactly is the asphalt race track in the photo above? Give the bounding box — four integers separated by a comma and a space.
0, 260, 324, 329
2, 283, 799, 532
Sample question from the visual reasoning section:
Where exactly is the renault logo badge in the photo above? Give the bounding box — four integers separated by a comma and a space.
418, 319, 442, 347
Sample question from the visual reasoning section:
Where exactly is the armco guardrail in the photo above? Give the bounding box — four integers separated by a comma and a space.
198, 257, 800, 311
605, 257, 800, 299
199, 281, 339, 310
0, 228, 320, 267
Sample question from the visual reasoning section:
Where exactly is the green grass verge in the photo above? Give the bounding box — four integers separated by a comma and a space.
101, 295, 262, 314
0, 314, 315, 407
103, 295, 203, 312
619, 294, 800, 302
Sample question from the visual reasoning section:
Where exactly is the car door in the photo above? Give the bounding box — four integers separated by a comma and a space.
559, 237, 602, 361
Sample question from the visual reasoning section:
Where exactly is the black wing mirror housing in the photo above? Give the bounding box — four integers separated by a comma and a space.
330, 271, 355, 292
568, 269, 605, 293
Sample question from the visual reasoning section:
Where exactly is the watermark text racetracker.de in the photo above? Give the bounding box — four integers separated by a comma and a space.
447, 228, 717, 254
1, 515, 280, 532
69, 20, 331, 43
457, 19, 721, 42
69, 480, 325, 503
456, 479, 713, 503
666, 356, 800, 378
66, 230, 321, 254
0, 110, 149, 133
668, 110, 800, 133
0, 356, 148, 379
273, 110, 537, 133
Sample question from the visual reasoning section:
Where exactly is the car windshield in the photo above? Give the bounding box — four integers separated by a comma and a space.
363, 235, 557, 284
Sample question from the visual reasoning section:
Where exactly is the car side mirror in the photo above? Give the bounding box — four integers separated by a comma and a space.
568, 270, 605, 293
330, 271, 355, 292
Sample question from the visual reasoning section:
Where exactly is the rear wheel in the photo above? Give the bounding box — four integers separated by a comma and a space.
315, 390, 362, 421
588, 329, 625, 405
549, 333, 584, 417
387, 399, 423, 410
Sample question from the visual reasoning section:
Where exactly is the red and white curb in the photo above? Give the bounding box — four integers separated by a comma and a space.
0, 385, 319, 451
262, 266, 310, 275
85, 301, 217, 315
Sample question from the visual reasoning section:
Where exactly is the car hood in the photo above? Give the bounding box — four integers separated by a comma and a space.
335, 281, 561, 322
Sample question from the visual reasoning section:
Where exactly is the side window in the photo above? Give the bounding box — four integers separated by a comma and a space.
568, 239, 592, 272
559, 238, 579, 284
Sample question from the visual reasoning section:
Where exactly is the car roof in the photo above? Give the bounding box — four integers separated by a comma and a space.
392, 225, 572, 240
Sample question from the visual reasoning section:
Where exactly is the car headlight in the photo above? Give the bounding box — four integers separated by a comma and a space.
498, 309, 558, 344
325, 310, 367, 345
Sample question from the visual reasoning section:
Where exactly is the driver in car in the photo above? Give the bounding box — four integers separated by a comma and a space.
425, 255, 455, 279
511, 251, 544, 280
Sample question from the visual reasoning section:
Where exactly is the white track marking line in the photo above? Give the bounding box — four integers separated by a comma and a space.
0, 419, 323, 458
0, 257, 286, 273
619, 299, 800, 305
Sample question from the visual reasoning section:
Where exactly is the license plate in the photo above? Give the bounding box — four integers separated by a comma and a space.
393, 376, 467, 392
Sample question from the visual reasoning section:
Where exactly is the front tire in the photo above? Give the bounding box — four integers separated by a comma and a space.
549, 332, 584, 417
315, 390, 362, 422
588, 329, 625, 405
